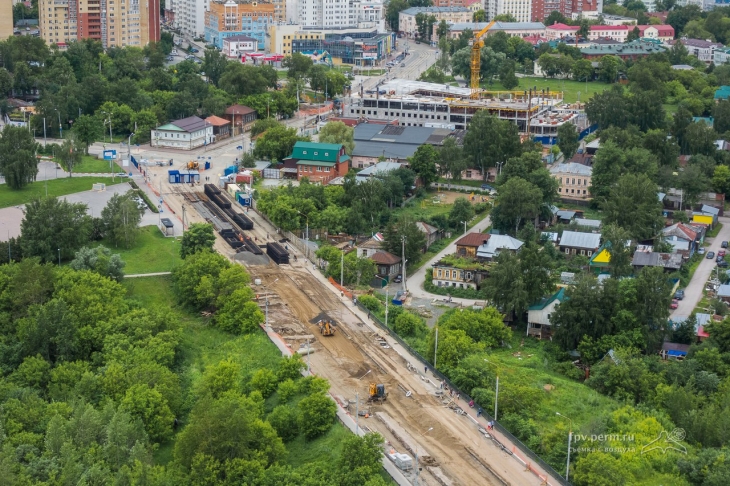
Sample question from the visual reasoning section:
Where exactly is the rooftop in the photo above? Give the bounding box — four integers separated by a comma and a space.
205, 115, 231, 127
288, 141, 343, 163
370, 250, 401, 265
164, 116, 207, 133
356, 162, 402, 178
456, 232, 490, 247
447, 21, 546, 31
675, 38, 723, 48
224, 35, 258, 43
528, 288, 566, 311
581, 40, 666, 57
631, 251, 683, 270
550, 162, 592, 176
401, 6, 470, 14
225, 104, 256, 115
476, 234, 524, 259
560, 231, 601, 250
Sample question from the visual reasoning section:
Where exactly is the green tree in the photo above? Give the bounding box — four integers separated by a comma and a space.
713, 165, 730, 195
180, 223, 215, 258
21, 197, 92, 262
385, 0, 408, 31
283, 53, 314, 81
498, 60, 519, 90
571, 58, 593, 82
131, 109, 159, 144
202, 48, 228, 86
598, 55, 623, 83
463, 111, 521, 180
585, 86, 630, 130
101, 191, 144, 249
448, 197, 475, 231
318, 121, 355, 155
267, 405, 300, 442
299, 392, 337, 440
72, 114, 102, 154
174, 393, 285, 469
602, 224, 633, 278
602, 173, 663, 241
557, 123, 579, 160
439, 136, 466, 183
121, 383, 174, 442
70, 245, 125, 281
254, 124, 305, 161
337, 433, 385, 486
171, 251, 232, 310
677, 164, 710, 207
56, 134, 83, 176
0, 124, 38, 189
490, 177, 543, 234
393, 312, 423, 336
408, 144, 439, 186
383, 215, 426, 267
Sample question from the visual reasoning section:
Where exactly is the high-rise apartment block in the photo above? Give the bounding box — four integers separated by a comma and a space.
39, 0, 160, 49
296, 0, 384, 30
204, 0, 275, 50
530, 0, 602, 22
0, 0, 13, 40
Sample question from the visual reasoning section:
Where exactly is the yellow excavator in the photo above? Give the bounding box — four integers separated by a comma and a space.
187, 160, 200, 170
368, 383, 387, 403
469, 20, 497, 100
318, 320, 336, 336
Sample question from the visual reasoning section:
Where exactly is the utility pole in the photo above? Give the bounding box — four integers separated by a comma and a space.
340, 249, 344, 288
494, 376, 499, 420
434, 327, 438, 370
401, 235, 407, 292
43, 117, 46, 146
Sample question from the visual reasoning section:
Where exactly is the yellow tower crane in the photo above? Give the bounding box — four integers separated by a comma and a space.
469, 20, 497, 100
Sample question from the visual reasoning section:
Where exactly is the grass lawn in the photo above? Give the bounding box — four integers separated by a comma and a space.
708, 222, 724, 238
108, 226, 182, 274
66, 155, 118, 173
485, 76, 610, 103
0, 177, 123, 209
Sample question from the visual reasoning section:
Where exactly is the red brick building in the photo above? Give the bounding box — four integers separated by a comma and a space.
286, 141, 351, 185
532, 0, 601, 23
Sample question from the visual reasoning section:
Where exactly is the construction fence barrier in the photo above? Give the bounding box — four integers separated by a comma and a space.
352, 299, 571, 486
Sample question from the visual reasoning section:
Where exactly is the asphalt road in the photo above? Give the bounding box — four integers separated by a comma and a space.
672, 216, 730, 320
406, 213, 493, 306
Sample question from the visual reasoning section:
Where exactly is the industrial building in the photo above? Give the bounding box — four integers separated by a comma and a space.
346, 79, 584, 142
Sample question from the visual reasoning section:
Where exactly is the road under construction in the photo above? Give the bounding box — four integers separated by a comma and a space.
157, 177, 564, 486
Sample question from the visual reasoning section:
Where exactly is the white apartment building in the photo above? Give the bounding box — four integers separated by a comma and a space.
297, 0, 383, 29
483, 0, 532, 23
175, 0, 208, 38
399, 7, 470, 37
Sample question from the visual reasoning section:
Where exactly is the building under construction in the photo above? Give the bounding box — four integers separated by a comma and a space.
347, 79, 589, 142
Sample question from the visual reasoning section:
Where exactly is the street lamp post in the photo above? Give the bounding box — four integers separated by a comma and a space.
401, 235, 407, 292
264, 278, 279, 332
55, 109, 62, 139
57, 248, 61, 266
376, 276, 389, 328
460, 220, 467, 235
296, 210, 309, 242
556, 412, 573, 482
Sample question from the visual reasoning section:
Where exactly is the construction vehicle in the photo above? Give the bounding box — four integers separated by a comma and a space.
368, 383, 387, 403
187, 160, 200, 170
318, 319, 336, 336
469, 20, 497, 99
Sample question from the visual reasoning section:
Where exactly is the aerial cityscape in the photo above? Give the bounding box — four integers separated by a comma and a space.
1, 0, 730, 484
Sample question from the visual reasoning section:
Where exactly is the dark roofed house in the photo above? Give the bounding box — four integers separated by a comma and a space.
631, 251, 683, 272
205, 115, 231, 140
224, 104, 257, 135
370, 251, 402, 279
151, 116, 214, 150
416, 221, 441, 250
456, 232, 490, 258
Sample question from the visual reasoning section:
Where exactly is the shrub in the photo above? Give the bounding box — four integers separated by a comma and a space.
249, 368, 278, 398
267, 405, 299, 442
357, 294, 382, 314
298, 393, 336, 440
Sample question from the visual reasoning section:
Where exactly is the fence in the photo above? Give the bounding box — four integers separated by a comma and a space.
249, 200, 316, 262
352, 300, 571, 486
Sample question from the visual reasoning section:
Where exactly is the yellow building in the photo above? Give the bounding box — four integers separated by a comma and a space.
0, 0, 13, 40
268, 24, 323, 56
549, 162, 593, 201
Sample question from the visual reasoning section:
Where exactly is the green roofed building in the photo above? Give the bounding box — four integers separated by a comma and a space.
284, 141, 350, 185
526, 288, 565, 339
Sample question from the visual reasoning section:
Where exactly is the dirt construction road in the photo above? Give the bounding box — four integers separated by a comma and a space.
172, 184, 562, 486
246, 260, 560, 486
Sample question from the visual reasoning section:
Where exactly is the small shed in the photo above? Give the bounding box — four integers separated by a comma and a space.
660, 342, 690, 360
160, 218, 175, 236
168, 170, 181, 183
179, 170, 200, 183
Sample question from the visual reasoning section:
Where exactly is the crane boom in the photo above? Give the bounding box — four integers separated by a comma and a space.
470, 20, 497, 99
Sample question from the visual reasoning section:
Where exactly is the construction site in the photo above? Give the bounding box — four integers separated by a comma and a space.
151, 169, 563, 486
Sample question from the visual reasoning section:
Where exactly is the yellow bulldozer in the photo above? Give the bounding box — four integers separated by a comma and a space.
368, 383, 387, 403
318, 320, 336, 336
187, 160, 200, 170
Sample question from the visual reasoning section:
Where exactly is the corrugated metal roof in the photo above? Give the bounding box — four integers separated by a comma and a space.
171, 116, 207, 132
560, 231, 601, 250
549, 163, 592, 176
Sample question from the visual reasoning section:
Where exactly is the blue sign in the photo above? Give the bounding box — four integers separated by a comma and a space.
103, 150, 117, 160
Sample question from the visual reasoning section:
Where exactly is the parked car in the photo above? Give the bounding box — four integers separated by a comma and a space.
393, 274, 402, 283
720, 260, 729, 268
707, 251, 716, 259
675, 289, 685, 300
166, 56, 174, 61
720, 250, 727, 257
190, 48, 199, 53
699, 247, 706, 255
723, 241, 728, 248
670, 299, 679, 309
401, 63, 406, 67
717, 254, 724, 263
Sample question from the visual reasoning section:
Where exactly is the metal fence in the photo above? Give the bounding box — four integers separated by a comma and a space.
354, 301, 571, 486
